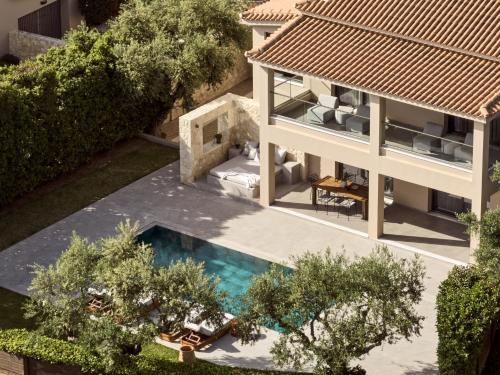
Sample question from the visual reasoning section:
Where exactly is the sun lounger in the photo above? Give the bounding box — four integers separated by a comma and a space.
180, 313, 235, 350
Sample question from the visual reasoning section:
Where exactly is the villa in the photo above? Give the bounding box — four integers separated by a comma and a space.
0, 0, 81, 60
179, 0, 499, 263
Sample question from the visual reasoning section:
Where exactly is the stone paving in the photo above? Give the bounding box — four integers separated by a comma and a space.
0, 161, 455, 374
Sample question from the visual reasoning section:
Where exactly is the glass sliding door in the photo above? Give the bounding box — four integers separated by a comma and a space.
432, 190, 471, 216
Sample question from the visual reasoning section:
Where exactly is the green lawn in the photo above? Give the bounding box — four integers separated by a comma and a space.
0, 138, 179, 252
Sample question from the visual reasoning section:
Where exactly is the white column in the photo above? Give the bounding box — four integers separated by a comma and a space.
368, 173, 385, 239
369, 94, 386, 155
368, 94, 385, 239
257, 65, 275, 206
260, 142, 276, 206
470, 120, 490, 260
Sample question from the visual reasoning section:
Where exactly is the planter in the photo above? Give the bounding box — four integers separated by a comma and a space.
159, 332, 178, 342
178, 345, 196, 363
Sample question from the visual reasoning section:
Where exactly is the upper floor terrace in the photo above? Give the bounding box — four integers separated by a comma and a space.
270, 72, 500, 172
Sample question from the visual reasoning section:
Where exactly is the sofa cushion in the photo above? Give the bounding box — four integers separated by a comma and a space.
274, 147, 287, 165
318, 94, 339, 109
355, 105, 370, 118
424, 122, 444, 137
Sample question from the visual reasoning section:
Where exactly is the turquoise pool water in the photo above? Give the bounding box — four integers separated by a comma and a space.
138, 225, 287, 316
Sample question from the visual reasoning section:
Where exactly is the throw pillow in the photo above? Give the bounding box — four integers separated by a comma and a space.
274, 147, 287, 165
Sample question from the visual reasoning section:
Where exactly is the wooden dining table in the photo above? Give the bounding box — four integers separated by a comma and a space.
311, 176, 369, 220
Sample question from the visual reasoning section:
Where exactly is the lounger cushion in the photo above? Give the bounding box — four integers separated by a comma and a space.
317, 94, 339, 109
199, 313, 234, 337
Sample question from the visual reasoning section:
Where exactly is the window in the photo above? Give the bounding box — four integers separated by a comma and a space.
335, 86, 368, 107
274, 70, 303, 85
447, 115, 473, 135
432, 190, 471, 216
202, 120, 218, 145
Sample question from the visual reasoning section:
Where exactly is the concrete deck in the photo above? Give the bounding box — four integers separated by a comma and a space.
0, 161, 456, 374
275, 182, 469, 263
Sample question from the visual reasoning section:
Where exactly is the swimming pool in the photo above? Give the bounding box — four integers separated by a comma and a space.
138, 225, 288, 316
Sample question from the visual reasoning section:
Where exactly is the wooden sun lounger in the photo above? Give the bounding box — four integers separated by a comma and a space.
180, 319, 235, 350
86, 296, 112, 315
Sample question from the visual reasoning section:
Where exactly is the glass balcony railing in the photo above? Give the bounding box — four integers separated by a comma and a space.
271, 91, 371, 142
384, 122, 474, 168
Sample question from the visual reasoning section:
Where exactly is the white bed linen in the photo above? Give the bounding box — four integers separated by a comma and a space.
209, 155, 282, 188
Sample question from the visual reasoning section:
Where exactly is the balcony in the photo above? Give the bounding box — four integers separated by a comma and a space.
384, 121, 474, 168
271, 79, 370, 143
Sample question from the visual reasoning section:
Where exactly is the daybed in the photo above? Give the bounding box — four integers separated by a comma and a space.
181, 312, 235, 350
207, 154, 283, 199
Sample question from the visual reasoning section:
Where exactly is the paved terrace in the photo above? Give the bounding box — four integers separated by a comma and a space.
0, 161, 456, 374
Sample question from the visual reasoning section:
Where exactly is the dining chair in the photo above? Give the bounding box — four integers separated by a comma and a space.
338, 198, 356, 220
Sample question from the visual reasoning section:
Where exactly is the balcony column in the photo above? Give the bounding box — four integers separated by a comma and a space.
257, 65, 275, 206
368, 94, 386, 239
260, 142, 276, 206
470, 120, 490, 261
369, 94, 386, 155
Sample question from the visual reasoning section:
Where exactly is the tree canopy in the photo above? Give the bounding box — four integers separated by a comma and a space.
236, 247, 425, 375
25, 220, 226, 373
109, 0, 249, 110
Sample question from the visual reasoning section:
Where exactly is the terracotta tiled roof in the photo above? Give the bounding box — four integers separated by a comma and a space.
296, 0, 500, 60
241, 0, 298, 23
247, 16, 500, 119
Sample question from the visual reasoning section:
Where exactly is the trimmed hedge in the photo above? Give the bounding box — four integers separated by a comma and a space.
436, 266, 500, 375
0, 329, 300, 375
0, 27, 158, 206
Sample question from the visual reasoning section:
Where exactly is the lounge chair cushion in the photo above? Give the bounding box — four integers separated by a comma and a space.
355, 105, 370, 118
412, 121, 444, 153
307, 94, 338, 124
453, 132, 473, 163
346, 115, 369, 134
199, 313, 234, 337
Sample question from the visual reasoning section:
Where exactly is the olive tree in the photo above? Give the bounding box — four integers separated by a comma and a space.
109, 0, 249, 115
237, 247, 425, 375
25, 220, 226, 373
153, 258, 227, 335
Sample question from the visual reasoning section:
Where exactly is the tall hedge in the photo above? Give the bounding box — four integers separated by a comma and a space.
436, 266, 500, 375
0, 28, 155, 206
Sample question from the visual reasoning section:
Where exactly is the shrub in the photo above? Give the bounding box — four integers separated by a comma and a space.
436, 266, 500, 375
0, 329, 302, 375
78, 0, 124, 25
0, 26, 152, 206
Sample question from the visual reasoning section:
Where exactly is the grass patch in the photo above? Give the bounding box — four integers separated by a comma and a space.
0, 138, 179, 252
0, 287, 35, 330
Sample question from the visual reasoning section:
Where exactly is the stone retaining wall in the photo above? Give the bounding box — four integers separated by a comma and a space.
9, 30, 64, 60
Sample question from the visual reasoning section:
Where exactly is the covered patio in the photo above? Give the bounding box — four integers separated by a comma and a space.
274, 182, 470, 264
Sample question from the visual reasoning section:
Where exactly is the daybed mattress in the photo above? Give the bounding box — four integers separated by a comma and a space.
209, 155, 282, 188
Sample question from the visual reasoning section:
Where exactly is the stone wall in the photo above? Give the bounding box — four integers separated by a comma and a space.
9, 30, 64, 60
179, 93, 307, 186
180, 93, 258, 184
